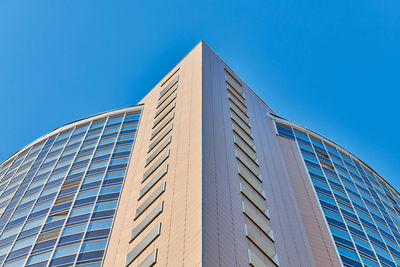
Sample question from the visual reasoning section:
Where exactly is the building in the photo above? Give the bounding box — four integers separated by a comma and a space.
0, 41, 398, 267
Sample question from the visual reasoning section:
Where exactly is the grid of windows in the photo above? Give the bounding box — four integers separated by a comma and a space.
275, 121, 400, 267
0, 107, 141, 267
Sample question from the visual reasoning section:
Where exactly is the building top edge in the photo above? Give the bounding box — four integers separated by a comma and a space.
269, 112, 400, 199
0, 104, 143, 168
201, 41, 275, 113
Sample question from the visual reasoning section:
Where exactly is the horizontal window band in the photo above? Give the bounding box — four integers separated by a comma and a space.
157, 84, 178, 108
230, 108, 249, 128
138, 248, 158, 267
230, 103, 249, 122
135, 182, 166, 220
139, 165, 168, 199
234, 135, 257, 160
231, 113, 252, 136
243, 201, 273, 240
155, 93, 177, 118
245, 224, 279, 266
37, 228, 61, 242
130, 201, 163, 242
227, 84, 246, 103
228, 93, 247, 113
235, 146, 258, 167
225, 68, 243, 87
225, 75, 243, 95
142, 150, 170, 182
228, 96, 248, 114
238, 164, 265, 197
145, 137, 172, 167
148, 124, 173, 153
159, 74, 179, 99
236, 150, 260, 175
150, 114, 174, 141
126, 223, 161, 267
240, 183, 268, 216
153, 103, 176, 129
248, 249, 267, 267
160, 68, 179, 87
54, 194, 75, 205
232, 124, 254, 147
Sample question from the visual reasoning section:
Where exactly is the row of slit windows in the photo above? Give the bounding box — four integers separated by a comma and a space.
275, 121, 400, 267
0, 110, 141, 266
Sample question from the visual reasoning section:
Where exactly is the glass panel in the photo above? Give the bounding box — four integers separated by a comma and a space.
62, 223, 87, 237
0, 108, 141, 265
94, 201, 117, 212
87, 219, 112, 231
27, 250, 52, 264
54, 243, 80, 258
80, 239, 107, 252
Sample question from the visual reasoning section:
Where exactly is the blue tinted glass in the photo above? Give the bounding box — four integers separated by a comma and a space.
94, 201, 117, 212
80, 239, 107, 252
27, 251, 52, 265
0, 108, 141, 266
87, 219, 112, 231
99, 185, 121, 195
70, 205, 94, 217
62, 224, 87, 237
54, 243, 80, 258
282, 119, 400, 267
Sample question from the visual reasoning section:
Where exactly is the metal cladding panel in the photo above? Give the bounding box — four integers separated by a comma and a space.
201, 42, 318, 267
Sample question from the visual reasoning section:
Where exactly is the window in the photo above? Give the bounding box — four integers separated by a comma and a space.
22, 217, 46, 231
77, 189, 99, 200
88, 160, 108, 170
87, 219, 112, 231
104, 171, 125, 179
94, 201, 117, 212
107, 116, 123, 124
54, 243, 80, 258
109, 157, 129, 165
62, 223, 87, 237
27, 250, 52, 265
113, 145, 131, 153
70, 205, 94, 217
99, 185, 121, 195
80, 239, 107, 252
275, 122, 295, 140
47, 213, 67, 223
93, 149, 112, 157
12, 236, 36, 251
0, 225, 23, 239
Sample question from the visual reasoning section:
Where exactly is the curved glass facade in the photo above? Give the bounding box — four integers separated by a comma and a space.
0, 106, 141, 267
274, 117, 400, 267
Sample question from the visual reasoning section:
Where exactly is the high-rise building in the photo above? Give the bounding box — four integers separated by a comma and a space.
0, 41, 398, 267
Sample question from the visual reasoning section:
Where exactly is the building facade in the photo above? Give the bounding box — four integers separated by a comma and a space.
0, 42, 398, 267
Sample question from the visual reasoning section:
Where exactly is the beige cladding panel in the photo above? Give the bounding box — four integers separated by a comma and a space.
104, 43, 202, 267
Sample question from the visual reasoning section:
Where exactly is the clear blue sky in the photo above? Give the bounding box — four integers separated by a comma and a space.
0, 1, 399, 188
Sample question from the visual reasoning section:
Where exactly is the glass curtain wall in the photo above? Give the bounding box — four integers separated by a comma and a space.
0, 107, 141, 267
275, 120, 400, 267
